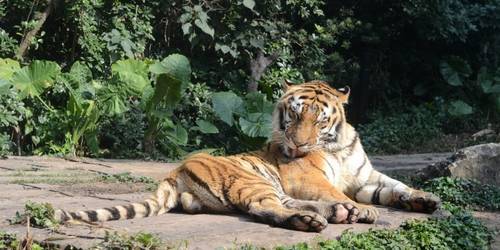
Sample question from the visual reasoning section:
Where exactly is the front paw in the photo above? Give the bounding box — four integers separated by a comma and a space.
328, 203, 360, 224
287, 211, 328, 232
357, 204, 379, 224
397, 190, 441, 213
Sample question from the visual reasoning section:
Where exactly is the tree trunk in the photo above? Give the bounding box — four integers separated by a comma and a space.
247, 51, 278, 92
16, 0, 56, 60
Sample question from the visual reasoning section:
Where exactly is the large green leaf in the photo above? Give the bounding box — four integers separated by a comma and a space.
194, 18, 214, 37
239, 113, 272, 138
448, 100, 473, 116
481, 81, 500, 94
147, 74, 183, 112
195, 119, 219, 134
148, 54, 191, 110
64, 61, 96, 101
243, 0, 256, 10
164, 123, 188, 145
99, 87, 128, 115
212, 91, 244, 126
0, 58, 20, 81
477, 67, 500, 94
10, 60, 61, 99
112, 59, 149, 94
149, 54, 191, 85
440, 57, 471, 86
245, 92, 274, 114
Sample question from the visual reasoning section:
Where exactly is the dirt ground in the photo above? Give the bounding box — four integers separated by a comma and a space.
0, 153, 498, 249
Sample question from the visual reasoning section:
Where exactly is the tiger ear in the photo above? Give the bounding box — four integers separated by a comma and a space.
281, 79, 293, 92
336, 86, 350, 104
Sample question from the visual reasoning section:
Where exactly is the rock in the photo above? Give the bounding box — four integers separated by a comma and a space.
418, 143, 500, 185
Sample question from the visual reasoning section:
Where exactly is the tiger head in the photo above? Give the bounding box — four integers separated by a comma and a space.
272, 80, 350, 158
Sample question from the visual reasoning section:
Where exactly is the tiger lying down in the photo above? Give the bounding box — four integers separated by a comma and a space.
55, 80, 440, 232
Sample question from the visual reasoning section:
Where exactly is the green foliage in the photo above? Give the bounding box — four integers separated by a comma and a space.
358, 105, 444, 154
422, 177, 500, 211
212, 91, 274, 140
440, 56, 500, 119
0, 133, 11, 157
276, 210, 492, 250
92, 231, 165, 250
9, 201, 58, 229
1, 0, 500, 157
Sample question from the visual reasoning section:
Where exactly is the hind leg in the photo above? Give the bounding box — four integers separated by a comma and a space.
180, 192, 203, 213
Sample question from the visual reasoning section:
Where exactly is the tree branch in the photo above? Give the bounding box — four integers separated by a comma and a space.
247, 51, 279, 92
16, 0, 56, 60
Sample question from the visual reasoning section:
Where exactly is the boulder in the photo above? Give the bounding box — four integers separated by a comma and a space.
418, 143, 500, 185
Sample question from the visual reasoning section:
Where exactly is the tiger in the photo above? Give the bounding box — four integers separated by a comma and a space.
54, 80, 440, 232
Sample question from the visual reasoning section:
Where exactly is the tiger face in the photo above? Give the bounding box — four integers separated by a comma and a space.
272, 80, 349, 158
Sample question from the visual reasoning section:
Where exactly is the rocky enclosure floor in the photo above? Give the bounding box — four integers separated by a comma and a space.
0, 153, 497, 249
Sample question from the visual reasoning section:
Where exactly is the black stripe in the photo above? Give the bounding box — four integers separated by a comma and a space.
184, 168, 222, 201
85, 210, 98, 221
104, 207, 121, 220
165, 177, 177, 187
124, 204, 136, 219
70, 212, 81, 220
317, 154, 335, 177
60, 211, 70, 221
141, 202, 151, 217
372, 185, 383, 204
146, 199, 160, 215
298, 95, 314, 100
316, 98, 328, 107
335, 121, 343, 134
342, 133, 359, 158
187, 159, 219, 181
355, 157, 368, 176
279, 106, 285, 130
305, 158, 328, 177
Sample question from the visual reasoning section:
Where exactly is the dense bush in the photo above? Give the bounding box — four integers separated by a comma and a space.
357, 104, 445, 154
1, 0, 500, 157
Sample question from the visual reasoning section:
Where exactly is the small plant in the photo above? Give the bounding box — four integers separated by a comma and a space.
99, 172, 159, 191
92, 231, 164, 250
0, 231, 19, 249
9, 201, 59, 229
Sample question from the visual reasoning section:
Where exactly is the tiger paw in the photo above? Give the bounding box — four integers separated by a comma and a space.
397, 190, 441, 213
328, 203, 360, 224
357, 204, 379, 224
287, 211, 328, 232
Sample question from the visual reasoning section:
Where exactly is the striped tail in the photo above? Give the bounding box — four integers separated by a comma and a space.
54, 181, 178, 223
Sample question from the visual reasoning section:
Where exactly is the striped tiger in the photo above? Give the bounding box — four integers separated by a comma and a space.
54, 80, 440, 232
276, 81, 440, 213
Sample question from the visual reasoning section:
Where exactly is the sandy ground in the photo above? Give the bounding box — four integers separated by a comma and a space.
0, 153, 497, 249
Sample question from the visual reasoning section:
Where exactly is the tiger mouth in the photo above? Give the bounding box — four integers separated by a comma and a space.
287, 147, 307, 158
